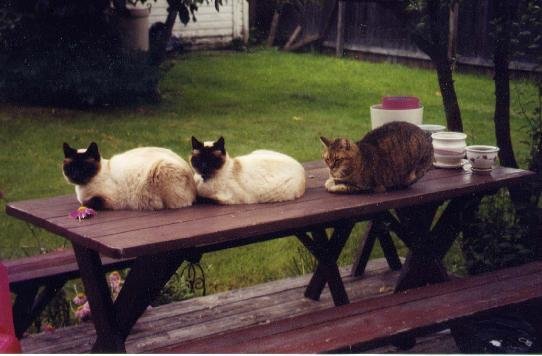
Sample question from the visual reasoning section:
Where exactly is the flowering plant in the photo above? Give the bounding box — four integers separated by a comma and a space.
69, 206, 96, 221
72, 271, 124, 322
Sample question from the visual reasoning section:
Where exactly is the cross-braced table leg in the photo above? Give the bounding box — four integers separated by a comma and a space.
296, 220, 355, 306
390, 195, 482, 350
394, 196, 482, 292
72, 244, 187, 353
351, 212, 402, 277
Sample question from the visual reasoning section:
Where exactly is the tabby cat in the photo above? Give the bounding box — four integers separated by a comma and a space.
320, 121, 433, 193
190, 136, 306, 204
62, 142, 196, 210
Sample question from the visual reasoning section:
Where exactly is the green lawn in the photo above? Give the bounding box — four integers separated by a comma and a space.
0, 48, 538, 294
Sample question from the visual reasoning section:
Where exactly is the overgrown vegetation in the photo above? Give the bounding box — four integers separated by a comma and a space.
460, 0, 542, 274
0, 1, 162, 107
461, 191, 533, 275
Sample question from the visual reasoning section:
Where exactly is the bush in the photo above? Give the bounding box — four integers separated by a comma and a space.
460, 190, 534, 275
0, 0, 161, 107
0, 49, 161, 107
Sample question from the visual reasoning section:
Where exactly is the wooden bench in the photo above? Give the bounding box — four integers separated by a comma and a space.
4, 249, 133, 338
158, 261, 542, 353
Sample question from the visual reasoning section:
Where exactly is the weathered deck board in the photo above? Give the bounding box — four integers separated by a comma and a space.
19, 258, 459, 353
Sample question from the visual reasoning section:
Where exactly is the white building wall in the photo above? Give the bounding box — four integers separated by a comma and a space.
148, 0, 249, 49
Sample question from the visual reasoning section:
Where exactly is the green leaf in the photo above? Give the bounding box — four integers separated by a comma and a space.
215, 0, 222, 12
178, 4, 189, 25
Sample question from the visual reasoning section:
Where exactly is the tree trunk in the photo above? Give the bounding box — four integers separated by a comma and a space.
493, 0, 518, 169
435, 55, 463, 132
149, 3, 178, 65
398, 0, 464, 133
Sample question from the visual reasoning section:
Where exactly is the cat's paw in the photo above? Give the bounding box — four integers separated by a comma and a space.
326, 181, 353, 194
194, 174, 204, 186
325, 178, 336, 191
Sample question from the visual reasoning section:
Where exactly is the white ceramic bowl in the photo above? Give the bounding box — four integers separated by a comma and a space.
370, 104, 423, 129
418, 124, 446, 136
431, 131, 467, 167
466, 145, 499, 171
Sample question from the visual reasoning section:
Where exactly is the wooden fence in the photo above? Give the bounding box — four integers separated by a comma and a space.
271, 0, 538, 72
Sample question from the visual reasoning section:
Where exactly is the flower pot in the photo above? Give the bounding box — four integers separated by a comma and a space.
118, 7, 150, 51
431, 131, 467, 168
370, 104, 423, 129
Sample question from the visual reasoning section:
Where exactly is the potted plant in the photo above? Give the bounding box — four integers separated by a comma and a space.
114, 0, 152, 51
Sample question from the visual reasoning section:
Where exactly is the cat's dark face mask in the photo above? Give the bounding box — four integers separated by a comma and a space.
190, 136, 226, 180
62, 142, 101, 185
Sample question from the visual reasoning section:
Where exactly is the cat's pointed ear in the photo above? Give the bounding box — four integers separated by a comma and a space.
86, 142, 100, 161
215, 136, 225, 154
63, 142, 77, 158
191, 136, 204, 150
320, 136, 332, 148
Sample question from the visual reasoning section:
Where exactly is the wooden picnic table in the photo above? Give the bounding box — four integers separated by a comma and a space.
6, 161, 533, 352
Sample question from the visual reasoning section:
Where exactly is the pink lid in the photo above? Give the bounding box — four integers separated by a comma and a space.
381, 96, 420, 110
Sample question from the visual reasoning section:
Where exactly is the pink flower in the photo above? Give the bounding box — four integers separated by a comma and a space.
75, 302, 91, 322
42, 323, 55, 333
108, 271, 123, 300
72, 292, 87, 306
69, 206, 96, 221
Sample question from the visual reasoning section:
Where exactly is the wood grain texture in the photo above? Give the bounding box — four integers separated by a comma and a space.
6, 249, 133, 288
19, 259, 397, 353
162, 261, 542, 353
6, 163, 534, 259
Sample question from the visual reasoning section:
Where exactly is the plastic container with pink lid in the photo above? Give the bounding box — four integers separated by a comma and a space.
370, 96, 423, 129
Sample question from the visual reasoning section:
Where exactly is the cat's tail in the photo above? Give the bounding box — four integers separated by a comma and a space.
149, 159, 197, 209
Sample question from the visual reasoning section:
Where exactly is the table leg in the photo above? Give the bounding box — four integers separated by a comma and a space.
72, 244, 125, 353
393, 203, 441, 292
351, 216, 402, 277
73, 243, 186, 353
12, 278, 67, 338
296, 220, 355, 306
394, 195, 483, 291
12, 285, 39, 338
113, 250, 186, 341
391, 196, 481, 350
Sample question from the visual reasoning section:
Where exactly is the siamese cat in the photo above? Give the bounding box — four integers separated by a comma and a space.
62, 142, 196, 210
190, 136, 306, 204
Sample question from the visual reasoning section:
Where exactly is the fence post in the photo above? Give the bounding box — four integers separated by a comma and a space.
448, 1, 459, 65
336, 0, 346, 57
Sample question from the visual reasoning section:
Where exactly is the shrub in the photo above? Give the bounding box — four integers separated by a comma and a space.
0, 0, 161, 107
461, 190, 534, 275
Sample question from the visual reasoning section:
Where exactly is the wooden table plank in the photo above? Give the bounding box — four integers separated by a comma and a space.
5, 165, 533, 259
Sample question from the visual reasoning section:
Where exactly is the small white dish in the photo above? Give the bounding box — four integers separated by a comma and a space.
434, 159, 468, 169
418, 124, 446, 135
463, 162, 494, 175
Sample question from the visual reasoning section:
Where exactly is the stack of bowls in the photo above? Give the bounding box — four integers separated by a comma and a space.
431, 131, 467, 168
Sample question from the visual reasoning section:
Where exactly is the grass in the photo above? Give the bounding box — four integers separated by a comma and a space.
0, 48, 538, 295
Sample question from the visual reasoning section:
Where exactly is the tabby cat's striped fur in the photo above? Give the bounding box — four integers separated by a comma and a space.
320, 121, 433, 193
